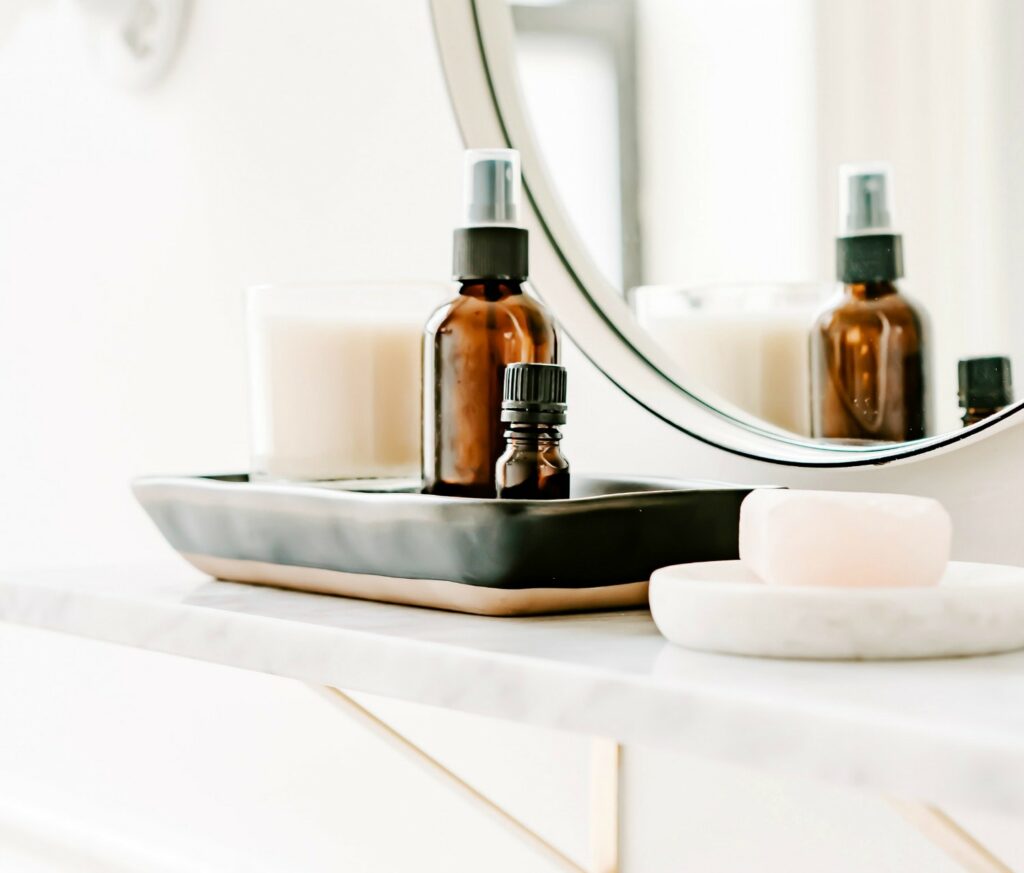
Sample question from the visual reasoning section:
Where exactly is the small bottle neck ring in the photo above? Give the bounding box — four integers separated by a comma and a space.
504, 422, 563, 444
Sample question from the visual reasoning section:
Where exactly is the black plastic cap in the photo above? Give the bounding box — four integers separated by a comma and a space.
453, 226, 528, 280
836, 233, 904, 283
501, 363, 567, 424
958, 356, 1013, 409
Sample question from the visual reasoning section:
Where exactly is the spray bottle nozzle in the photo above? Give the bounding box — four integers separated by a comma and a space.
839, 162, 895, 236
463, 148, 521, 227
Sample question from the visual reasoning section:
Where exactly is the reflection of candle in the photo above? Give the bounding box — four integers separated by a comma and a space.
645, 311, 812, 435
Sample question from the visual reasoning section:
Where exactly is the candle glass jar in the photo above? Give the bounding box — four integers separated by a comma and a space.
630, 282, 830, 436
246, 282, 448, 482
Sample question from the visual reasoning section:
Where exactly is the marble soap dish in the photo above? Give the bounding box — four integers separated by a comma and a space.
134, 474, 760, 617
650, 560, 1024, 660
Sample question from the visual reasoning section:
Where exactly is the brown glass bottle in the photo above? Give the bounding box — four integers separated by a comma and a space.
810, 280, 928, 442
812, 164, 931, 442
423, 279, 557, 497
496, 424, 570, 499
496, 362, 570, 499
959, 356, 1013, 427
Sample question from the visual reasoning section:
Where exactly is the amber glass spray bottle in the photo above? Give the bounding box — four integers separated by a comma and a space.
423, 150, 559, 497
810, 164, 930, 442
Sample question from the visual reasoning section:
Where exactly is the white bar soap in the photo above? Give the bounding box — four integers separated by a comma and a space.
739, 489, 952, 587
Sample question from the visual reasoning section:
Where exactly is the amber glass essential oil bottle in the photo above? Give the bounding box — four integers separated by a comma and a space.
810, 164, 930, 442
496, 363, 570, 499
423, 150, 558, 497
958, 356, 1013, 427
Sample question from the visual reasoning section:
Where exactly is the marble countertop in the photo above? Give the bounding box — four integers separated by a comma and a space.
2, 561, 1024, 813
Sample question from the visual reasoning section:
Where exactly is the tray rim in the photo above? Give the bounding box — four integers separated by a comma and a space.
133, 472, 775, 507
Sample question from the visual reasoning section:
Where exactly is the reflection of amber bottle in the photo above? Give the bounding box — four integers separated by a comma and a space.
958, 356, 1013, 427
423, 150, 558, 497
810, 164, 930, 442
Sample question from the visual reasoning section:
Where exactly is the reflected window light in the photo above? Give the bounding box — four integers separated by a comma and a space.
511, 0, 640, 291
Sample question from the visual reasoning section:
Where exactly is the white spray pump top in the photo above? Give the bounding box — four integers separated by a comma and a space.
462, 148, 522, 227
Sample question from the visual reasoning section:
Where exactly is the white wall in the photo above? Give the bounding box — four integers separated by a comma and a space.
0, 2, 1022, 871
0, 0, 460, 570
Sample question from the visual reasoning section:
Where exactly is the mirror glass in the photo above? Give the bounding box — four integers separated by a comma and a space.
506, 0, 1024, 444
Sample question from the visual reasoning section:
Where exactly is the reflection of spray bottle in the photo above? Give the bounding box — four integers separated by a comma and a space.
810, 164, 930, 442
422, 149, 559, 497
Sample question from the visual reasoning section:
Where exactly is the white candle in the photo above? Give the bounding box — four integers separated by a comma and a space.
633, 284, 825, 436
645, 310, 812, 435
247, 284, 445, 481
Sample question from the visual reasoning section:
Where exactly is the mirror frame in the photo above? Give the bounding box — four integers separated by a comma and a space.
430, 0, 1024, 467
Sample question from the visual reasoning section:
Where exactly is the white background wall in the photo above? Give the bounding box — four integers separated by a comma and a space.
1, 1, 1022, 871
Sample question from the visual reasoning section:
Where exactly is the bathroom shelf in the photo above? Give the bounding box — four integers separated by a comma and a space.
2, 560, 1024, 821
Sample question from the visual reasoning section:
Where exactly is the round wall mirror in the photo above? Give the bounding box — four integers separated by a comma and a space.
432, 0, 1024, 466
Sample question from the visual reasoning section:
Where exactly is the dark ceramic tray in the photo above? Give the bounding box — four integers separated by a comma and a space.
133, 474, 767, 615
